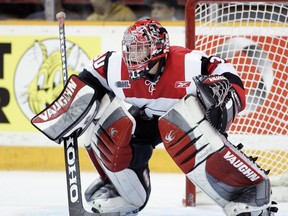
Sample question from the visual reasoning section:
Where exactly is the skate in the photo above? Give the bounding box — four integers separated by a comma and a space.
85, 178, 140, 216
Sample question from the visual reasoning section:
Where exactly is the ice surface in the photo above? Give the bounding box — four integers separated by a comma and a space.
0, 171, 287, 216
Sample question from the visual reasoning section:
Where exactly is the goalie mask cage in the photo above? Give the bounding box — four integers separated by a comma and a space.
184, 0, 288, 207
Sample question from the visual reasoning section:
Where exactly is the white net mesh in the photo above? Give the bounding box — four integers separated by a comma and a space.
192, 2, 288, 182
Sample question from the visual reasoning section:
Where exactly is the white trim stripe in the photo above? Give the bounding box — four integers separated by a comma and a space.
107, 53, 126, 99
184, 51, 204, 95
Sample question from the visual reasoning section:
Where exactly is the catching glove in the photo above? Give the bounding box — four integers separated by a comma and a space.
193, 75, 242, 133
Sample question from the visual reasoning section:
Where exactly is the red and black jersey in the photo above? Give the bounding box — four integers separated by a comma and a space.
80, 46, 245, 118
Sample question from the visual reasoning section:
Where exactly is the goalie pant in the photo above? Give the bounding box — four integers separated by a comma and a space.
158, 95, 274, 216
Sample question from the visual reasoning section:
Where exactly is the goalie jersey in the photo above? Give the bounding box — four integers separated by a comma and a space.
79, 46, 246, 118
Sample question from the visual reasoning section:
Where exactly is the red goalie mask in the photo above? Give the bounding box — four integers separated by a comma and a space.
122, 18, 170, 81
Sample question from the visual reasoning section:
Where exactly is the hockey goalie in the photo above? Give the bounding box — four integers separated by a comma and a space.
31, 18, 278, 215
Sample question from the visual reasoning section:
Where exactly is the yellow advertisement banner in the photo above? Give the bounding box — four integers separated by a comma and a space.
0, 35, 101, 131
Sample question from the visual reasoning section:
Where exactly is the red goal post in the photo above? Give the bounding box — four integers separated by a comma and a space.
184, 0, 288, 207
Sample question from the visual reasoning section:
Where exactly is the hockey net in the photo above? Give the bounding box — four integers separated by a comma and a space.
184, 0, 288, 206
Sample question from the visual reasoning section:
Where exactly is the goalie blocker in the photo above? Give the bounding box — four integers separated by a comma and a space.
31, 75, 99, 143
158, 95, 278, 216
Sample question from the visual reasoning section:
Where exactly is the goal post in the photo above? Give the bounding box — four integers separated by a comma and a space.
184, 0, 288, 207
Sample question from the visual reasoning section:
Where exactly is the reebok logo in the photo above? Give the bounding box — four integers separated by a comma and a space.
224, 150, 260, 182
174, 81, 191, 88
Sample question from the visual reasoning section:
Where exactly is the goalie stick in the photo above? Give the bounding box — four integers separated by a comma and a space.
56, 12, 119, 216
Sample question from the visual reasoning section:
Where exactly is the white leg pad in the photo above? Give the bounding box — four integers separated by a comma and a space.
159, 95, 276, 216
105, 168, 147, 207
187, 161, 230, 207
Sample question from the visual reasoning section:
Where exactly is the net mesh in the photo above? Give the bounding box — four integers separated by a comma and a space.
193, 2, 288, 181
